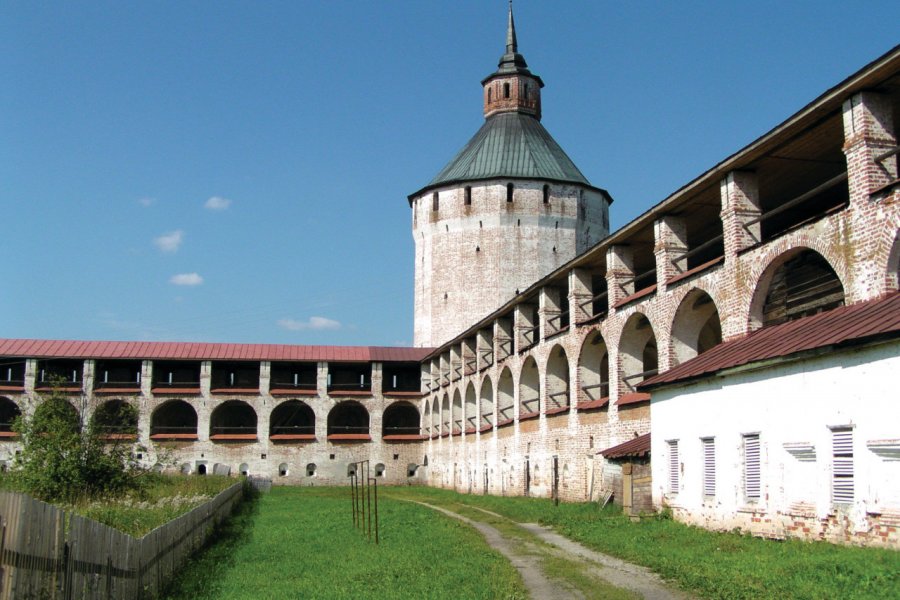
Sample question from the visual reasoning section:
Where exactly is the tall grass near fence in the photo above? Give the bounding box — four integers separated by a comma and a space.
0, 481, 244, 599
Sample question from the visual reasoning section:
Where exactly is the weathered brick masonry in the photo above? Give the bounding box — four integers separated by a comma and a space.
1, 8, 898, 549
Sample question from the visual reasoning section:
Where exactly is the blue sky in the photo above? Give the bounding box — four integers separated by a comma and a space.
2, 1, 898, 347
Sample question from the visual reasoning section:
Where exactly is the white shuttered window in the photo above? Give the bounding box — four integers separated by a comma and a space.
667, 440, 679, 495
832, 428, 854, 504
743, 434, 761, 501
702, 437, 716, 497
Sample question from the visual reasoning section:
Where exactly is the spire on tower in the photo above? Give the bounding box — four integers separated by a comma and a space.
506, 1, 517, 55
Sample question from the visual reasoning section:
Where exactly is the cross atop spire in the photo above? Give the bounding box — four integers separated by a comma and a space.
506, 0, 517, 55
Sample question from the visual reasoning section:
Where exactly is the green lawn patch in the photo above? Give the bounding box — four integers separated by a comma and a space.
388, 487, 900, 600
162, 487, 527, 600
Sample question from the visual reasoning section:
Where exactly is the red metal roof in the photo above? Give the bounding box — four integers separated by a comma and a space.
616, 392, 651, 406
611, 284, 657, 310
641, 292, 900, 390
665, 256, 723, 287
0, 338, 432, 363
599, 433, 650, 459
576, 397, 609, 410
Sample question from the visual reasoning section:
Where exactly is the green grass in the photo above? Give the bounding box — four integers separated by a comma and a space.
387, 487, 900, 600
162, 487, 527, 600
72, 474, 236, 536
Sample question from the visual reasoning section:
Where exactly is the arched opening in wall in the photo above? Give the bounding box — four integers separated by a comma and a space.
452, 390, 463, 434
210, 400, 258, 441
382, 401, 420, 438
278, 463, 289, 477
150, 399, 198, 441
0, 397, 21, 437
497, 368, 514, 425
671, 289, 723, 366
269, 400, 315, 441
33, 398, 79, 434
503, 82, 510, 98
464, 383, 477, 433
197, 463, 207, 476
306, 463, 317, 477
440, 394, 450, 435
750, 248, 845, 329
239, 463, 249, 477
519, 357, 540, 418
375, 463, 386, 477
545, 346, 570, 413
327, 401, 370, 440
430, 397, 440, 436
479, 377, 494, 430
887, 228, 900, 291
91, 399, 138, 440
619, 313, 658, 395
579, 331, 609, 405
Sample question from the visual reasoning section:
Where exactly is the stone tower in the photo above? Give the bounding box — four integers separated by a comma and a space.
409, 4, 611, 348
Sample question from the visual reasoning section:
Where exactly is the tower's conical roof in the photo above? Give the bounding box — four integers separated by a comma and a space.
408, 3, 602, 200
424, 112, 591, 190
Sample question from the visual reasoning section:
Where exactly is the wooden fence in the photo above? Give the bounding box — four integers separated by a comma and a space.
0, 481, 243, 600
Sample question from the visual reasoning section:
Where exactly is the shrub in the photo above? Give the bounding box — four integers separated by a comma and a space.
10, 381, 146, 503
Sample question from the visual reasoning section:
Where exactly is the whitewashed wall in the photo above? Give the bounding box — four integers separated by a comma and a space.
650, 339, 900, 547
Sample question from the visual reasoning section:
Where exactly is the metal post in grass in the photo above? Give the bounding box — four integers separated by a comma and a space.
366, 461, 372, 541
366, 471, 371, 541
370, 476, 379, 545
350, 470, 357, 528
359, 460, 367, 534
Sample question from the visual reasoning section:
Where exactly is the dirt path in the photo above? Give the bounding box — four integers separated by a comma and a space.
419, 502, 581, 600
414, 501, 692, 600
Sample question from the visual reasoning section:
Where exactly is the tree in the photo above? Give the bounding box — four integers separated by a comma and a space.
11, 380, 145, 503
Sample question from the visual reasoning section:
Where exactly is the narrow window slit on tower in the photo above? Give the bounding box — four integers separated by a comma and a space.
465, 186, 472, 206
503, 82, 510, 98
507, 183, 514, 202
543, 184, 549, 204
432, 192, 439, 211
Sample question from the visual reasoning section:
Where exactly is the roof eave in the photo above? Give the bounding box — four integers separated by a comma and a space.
640, 331, 900, 392
408, 176, 609, 205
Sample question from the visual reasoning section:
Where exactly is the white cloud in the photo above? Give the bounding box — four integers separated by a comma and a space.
278, 316, 342, 331
169, 272, 204, 286
204, 196, 232, 211
137, 197, 156, 207
154, 230, 184, 253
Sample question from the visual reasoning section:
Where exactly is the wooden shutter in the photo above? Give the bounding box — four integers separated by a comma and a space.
744, 434, 761, 500
667, 440, 679, 495
702, 438, 716, 497
832, 428, 854, 504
